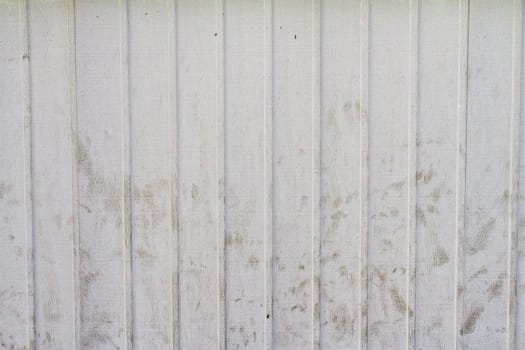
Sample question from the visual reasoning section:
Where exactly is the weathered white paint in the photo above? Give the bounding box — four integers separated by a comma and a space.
1, 0, 525, 349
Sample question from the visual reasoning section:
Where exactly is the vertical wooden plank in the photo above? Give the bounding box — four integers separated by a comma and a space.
318, 0, 361, 348
311, 0, 321, 348
27, 0, 77, 347
454, 1, 469, 348
263, 0, 274, 348
415, 1, 463, 349
461, 1, 515, 348
517, 1, 525, 347
176, 0, 223, 347
359, 1, 370, 348
66, 0, 81, 347
272, 0, 314, 348
507, 0, 523, 349
20, 0, 36, 347
216, 2, 226, 348
367, 0, 411, 348
0, 1, 33, 348
223, 0, 266, 348
167, 0, 180, 347
406, 1, 418, 348
75, 1, 131, 348
127, 0, 173, 348
119, 2, 134, 348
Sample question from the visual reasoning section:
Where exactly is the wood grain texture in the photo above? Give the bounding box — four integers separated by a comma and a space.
367, 1, 412, 348
1, 1, 524, 349
462, 1, 515, 348
416, 2, 462, 349
0, 1, 33, 349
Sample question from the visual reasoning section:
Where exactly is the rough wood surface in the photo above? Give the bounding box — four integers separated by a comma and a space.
1, 0, 524, 349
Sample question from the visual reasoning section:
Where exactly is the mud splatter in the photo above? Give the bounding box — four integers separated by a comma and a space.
466, 217, 496, 255
432, 245, 449, 267
487, 274, 504, 301
330, 304, 352, 338
389, 286, 408, 315
0, 182, 13, 201
460, 306, 484, 335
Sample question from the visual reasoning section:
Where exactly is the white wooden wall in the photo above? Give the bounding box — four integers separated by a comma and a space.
1, 0, 525, 349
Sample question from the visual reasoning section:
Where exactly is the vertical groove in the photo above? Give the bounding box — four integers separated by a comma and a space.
507, 1, 523, 348
167, 0, 179, 348
65, 0, 80, 348
215, 0, 226, 348
406, 0, 419, 349
118, 0, 133, 348
263, 0, 274, 348
311, 0, 321, 348
358, 0, 370, 349
454, 0, 469, 348
18, 0, 35, 348
174, 0, 182, 347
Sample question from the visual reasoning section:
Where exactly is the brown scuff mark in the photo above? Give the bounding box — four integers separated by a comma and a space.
135, 246, 156, 266
343, 100, 359, 125
468, 266, 488, 282
248, 255, 259, 269
300, 195, 308, 208
77, 138, 124, 227
388, 180, 406, 192
275, 257, 286, 272
133, 179, 169, 231
191, 184, 199, 199
416, 206, 427, 225
330, 304, 353, 338
0, 181, 13, 202
289, 279, 309, 295
389, 286, 411, 316
466, 217, 496, 255
339, 265, 354, 282
457, 285, 464, 297
416, 166, 434, 184
343, 101, 352, 113
290, 304, 307, 312
432, 245, 449, 267
487, 273, 505, 301
0, 331, 27, 350
390, 207, 399, 217
80, 270, 100, 301
225, 231, 244, 250
321, 251, 339, 265
330, 206, 347, 219
369, 320, 386, 338
432, 187, 441, 202
460, 306, 484, 335
82, 327, 114, 348
355, 100, 368, 120
326, 107, 337, 129
346, 192, 359, 203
